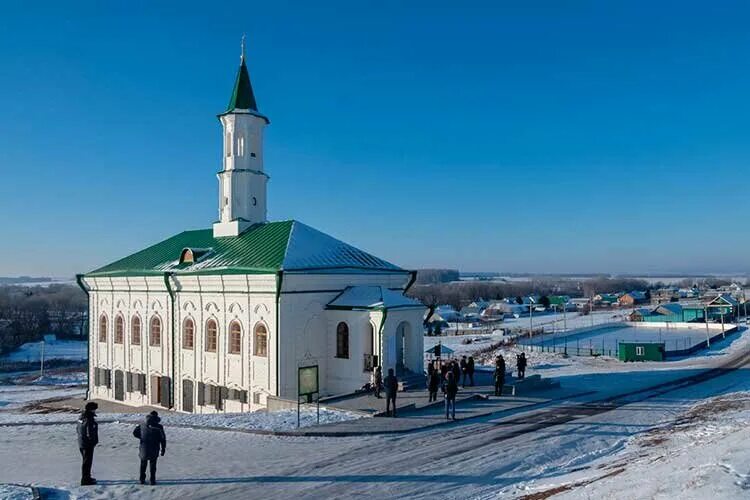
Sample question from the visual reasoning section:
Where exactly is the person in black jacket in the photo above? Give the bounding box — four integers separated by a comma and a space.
467, 356, 475, 387
459, 356, 468, 387
133, 411, 167, 485
76, 402, 99, 486
517, 352, 527, 379
444, 371, 458, 420
427, 368, 440, 402
494, 355, 506, 396
383, 368, 399, 417
451, 360, 461, 385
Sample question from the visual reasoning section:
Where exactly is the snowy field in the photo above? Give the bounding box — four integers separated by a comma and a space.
518, 323, 730, 354
1, 339, 87, 363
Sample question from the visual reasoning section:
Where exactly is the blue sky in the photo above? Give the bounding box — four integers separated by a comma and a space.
2, 1, 750, 277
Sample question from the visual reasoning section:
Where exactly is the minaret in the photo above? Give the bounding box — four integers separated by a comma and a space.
213, 36, 270, 238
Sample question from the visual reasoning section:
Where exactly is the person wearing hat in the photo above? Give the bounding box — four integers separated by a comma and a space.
133, 410, 167, 485
76, 401, 99, 485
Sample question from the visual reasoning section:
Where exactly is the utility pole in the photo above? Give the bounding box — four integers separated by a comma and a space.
704, 306, 710, 348
40, 340, 45, 379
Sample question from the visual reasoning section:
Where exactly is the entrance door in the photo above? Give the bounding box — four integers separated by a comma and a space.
151, 375, 161, 405
182, 379, 194, 412
114, 370, 124, 401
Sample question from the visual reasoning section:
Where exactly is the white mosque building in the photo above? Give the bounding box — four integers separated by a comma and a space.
77, 45, 425, 413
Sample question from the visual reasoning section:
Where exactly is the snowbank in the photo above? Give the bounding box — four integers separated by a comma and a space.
0, 484, 34, 500
1, 339, 87, 362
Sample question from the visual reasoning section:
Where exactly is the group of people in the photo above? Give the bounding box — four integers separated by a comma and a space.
369, 351, 530, 421
76, 402, 167, 486
425, 359, 467, 420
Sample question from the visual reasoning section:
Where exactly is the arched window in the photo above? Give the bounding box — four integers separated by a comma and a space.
114, 315, 124, 344
150, 316, 161, 347
183, 318, 195, 350
229, 321, 242, 354
254, 323, 267, 357
131, 316, 141, 346
206, 319, 218, 353
225, 132, 232, 157
336, 322, 349, 359
237, 136, 245, 156
98, 314, 108, 343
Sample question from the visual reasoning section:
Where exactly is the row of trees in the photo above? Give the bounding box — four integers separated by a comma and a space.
0, 284, 87, 354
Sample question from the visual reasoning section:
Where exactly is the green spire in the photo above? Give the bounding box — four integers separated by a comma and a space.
227, 54, 258, 112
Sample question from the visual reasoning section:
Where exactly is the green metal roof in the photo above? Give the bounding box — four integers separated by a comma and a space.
85, 220, 404, 278
227, 56, 258, 112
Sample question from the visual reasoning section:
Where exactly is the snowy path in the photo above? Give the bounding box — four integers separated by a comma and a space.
3, 353, 750, 499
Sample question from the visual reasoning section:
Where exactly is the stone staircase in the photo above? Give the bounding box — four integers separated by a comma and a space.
397, 369, 426, 392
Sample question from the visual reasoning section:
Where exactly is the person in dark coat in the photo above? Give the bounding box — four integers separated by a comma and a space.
459, 356, 468, 387
494, 355, 506, 396
384, 368, 399, 417
76, 401, 99, 486
427, 369, 440, 402
133, 411, 167, 485
517, 352, 527, 379
451, 360, 461, 385
372, 366, 383, 398
467, 356, 475, 386
444, 371, 458, 420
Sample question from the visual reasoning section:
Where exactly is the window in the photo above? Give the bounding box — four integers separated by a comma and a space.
237, 136, 245, 156
206, 319, 218, 353
98, 314, 108, 342
229, 321, 242, 354
336, 322, 349, 359
114, 315, 124, 344
635, 346, 645, 356
150, 316, 162, 346
183, 318, 195, 350
225, 132, 232, 157
131, 316, 141, 346
254, 323, 267, 357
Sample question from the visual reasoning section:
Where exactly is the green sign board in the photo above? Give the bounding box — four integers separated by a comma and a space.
298, 365, 319, 397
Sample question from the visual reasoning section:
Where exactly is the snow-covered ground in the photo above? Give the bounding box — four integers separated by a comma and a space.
1, 339, 87, 362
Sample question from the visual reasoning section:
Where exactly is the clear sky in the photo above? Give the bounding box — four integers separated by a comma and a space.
2, 1, 750, 277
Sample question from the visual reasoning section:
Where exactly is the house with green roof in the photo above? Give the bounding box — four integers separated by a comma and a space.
78, 42, 425, 413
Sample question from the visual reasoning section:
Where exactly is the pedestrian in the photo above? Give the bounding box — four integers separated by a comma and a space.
494, 355, 506, 396
384, 368, 399, 417
133, 410, 167, 485
427, 368, 440, 402
76, 401, 99, 486
445, 371, 458, 420
517, 352, 527, 379
427, 360, 435, 377
451, 359, 461, 385
467, 356, 475, 387
372, 365, 383, 398
460, 356, 468, 387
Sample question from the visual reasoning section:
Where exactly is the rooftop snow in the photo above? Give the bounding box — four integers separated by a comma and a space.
326, 286, 424, 311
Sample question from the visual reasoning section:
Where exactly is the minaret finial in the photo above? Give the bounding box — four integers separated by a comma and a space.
241, 33, 246, 62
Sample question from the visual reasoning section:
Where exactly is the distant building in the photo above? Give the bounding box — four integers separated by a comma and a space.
594, 293, 619, 306
618, 291, 648, 307
650, 288, 679, 304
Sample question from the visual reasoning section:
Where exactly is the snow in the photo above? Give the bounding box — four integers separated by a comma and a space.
1, 339, 87, 362
328, 286, 422, 310
0, 484, 34, 500
0, 384, 85, 410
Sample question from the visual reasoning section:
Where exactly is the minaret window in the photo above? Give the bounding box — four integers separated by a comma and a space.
225, 132, 232, 157
237, 136, 245, 156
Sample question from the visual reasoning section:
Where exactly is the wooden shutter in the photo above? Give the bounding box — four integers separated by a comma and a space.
94, 368, 100, 386
126, 372, 133, 392
105, 370, 112, 388
240, 390, 248, 404
140, 374, 147, 395
160, 377, 171, 407
197, 382, 205, 406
